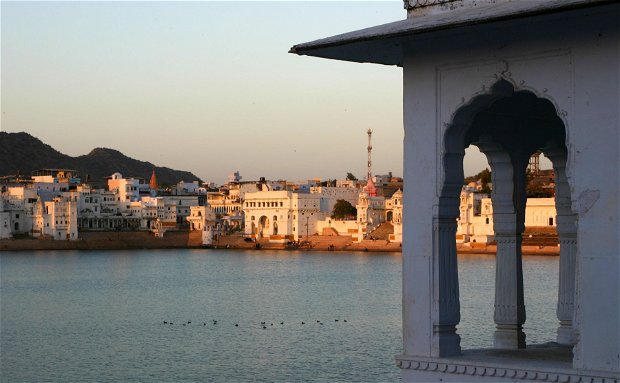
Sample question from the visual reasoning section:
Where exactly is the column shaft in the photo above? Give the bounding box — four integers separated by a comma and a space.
556, 230, 577, 344
493, 233, 526, 348
432, 217, 461, 356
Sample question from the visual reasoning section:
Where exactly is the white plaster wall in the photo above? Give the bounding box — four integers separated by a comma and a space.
402, 4, 619, 372
316, 219, 359, 236
567, 8, 619, 372
524, 198, 556, 227
0, 212, 11, 239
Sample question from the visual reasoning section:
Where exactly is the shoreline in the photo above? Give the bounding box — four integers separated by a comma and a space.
0, 231, 559, 256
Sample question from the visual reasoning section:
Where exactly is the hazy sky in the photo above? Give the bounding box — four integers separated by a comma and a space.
2, 1, 492, 184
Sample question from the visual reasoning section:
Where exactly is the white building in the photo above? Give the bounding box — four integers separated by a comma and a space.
106, 172, 150, 211
292, 0, 619, 381
187, 205, 217, 245
389, 189, 403, 243
227, 171, 242, 183
173, 181, 206, 196
3, 187, 35, 236
77, 185, 140, 231
0, 197, 12, 239
42, 197, 78, 240
207, 191, 242, 216
243, 187, 359, 242
355, 189, 403, 243
458, 187, 558, 244
161, 196, 199, 227
0, 170, 204, 239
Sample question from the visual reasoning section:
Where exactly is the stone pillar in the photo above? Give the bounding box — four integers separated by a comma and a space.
556, 220, 577, 345
547, 148, 578, 345
478, 140, 527, 349
493, 231, 526, 349
431, 200, 461, 356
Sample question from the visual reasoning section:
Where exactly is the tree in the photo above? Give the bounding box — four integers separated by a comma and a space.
464, 168, 492, 193
478, 168, 492, 184
331, 199, 357, 220
346, 172, 358, 181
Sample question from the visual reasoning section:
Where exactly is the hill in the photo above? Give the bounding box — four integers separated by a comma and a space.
0, 132, 201, 186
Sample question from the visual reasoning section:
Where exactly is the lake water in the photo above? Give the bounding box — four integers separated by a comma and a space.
0, 250, 558, 382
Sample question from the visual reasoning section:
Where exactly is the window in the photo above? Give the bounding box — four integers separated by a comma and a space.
549, 217, 554, 226
486, 218, 490, 225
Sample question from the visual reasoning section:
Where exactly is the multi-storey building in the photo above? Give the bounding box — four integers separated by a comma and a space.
106, 172, 150, 211
243, 186, 360, 242
186, 205, 217, 245
41, 197, 78, 240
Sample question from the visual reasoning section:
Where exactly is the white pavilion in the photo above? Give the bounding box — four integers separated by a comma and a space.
291, 1, 619, 381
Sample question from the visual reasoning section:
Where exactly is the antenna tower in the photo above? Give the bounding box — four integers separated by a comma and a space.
367, 129, 373, 181
528, 151, 541, 175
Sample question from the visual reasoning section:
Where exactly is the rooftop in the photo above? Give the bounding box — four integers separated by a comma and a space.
290, 0, 613, 66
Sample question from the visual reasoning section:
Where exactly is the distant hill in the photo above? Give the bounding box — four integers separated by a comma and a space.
0, 132, 202, 186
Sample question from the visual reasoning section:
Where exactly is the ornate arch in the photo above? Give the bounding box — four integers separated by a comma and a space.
431, 78, 574, 354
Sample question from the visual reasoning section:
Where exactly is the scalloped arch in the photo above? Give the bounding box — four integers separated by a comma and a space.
439, 78, 568, 217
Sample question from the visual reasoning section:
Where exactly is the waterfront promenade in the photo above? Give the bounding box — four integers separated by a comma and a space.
0, 231, 559, 255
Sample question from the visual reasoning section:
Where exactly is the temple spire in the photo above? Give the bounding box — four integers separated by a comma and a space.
149, 167, 158, 192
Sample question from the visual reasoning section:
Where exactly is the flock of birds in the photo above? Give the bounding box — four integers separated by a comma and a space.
162, 319, 348, 329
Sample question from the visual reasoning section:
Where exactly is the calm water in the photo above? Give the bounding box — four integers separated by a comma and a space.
1, 250, 558, 382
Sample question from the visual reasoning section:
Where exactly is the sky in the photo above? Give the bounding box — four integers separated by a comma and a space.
2, 1, 494, 184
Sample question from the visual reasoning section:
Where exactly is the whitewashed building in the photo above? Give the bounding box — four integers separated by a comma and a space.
458, 187, 557, 244
390, 189, 403, 242
243, 187, 359, 242
42, 197, 78, 240
106, 172, 150, 210
187, 205, 217, 245
292, 0, 619, 381
355, 189, 403, 242
0, 197, 12, 239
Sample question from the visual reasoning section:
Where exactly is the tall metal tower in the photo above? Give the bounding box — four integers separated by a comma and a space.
367, 129, 373, 181
528, 151, 541, 175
